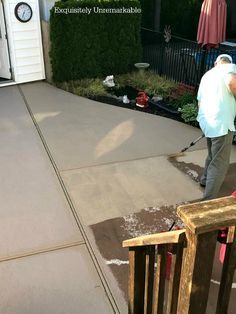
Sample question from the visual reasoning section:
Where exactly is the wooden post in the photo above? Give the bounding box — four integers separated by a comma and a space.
128, 247, 146, 314
177, 196, 236, 314
152, 245, 167, 314
166, 243, 184, 314
177, 229, 217, 313
144, 246, 155, 314
216, 227, 236, 313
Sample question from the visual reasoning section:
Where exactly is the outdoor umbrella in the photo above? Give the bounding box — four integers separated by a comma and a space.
197, 0, 227, 76
197, 0, 227, 48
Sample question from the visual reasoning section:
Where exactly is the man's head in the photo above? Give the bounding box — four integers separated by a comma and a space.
215, 54, 233, 66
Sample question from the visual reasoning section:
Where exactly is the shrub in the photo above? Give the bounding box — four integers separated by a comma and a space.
55, 71, 178, 100
169, 92, 196, 110
178, 101, 198, 126
115, 71, 177, 97
50, 0, 142, 82
56, 78, 107, 97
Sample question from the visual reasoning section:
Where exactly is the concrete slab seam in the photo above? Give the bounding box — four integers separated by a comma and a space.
0, 241, 85, 264
59, 149, 207, 173
17, 85, 120, 314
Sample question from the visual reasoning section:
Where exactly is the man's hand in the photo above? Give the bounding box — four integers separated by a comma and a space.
225, 73, 236, 96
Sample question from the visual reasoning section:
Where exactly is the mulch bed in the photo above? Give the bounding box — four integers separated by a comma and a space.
89, 87, 184, 124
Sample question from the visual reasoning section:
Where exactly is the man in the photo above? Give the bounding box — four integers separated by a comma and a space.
197, 54, 236, 200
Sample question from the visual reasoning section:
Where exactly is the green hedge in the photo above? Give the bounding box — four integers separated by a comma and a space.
50, 0, 142, 82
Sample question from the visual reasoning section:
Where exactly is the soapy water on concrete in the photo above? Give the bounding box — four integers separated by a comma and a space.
143, 206, 161, 213
186, 167, 199, 181
106, 259, 129, 266
121, 209, 184, 238
105, 259, 236, 289
122, 213, 140, 238
162, 217, 173, 227
122, 213, 159, 238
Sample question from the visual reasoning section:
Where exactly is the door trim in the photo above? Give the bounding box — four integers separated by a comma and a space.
0, 0, 12, 80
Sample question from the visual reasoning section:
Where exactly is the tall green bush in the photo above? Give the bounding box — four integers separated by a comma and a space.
50, 0, 142, 82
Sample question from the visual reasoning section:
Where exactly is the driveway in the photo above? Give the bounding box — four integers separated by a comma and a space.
0, 81, 235, 313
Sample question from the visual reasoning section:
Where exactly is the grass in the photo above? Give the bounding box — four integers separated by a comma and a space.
115, 71, 177, 97
55, 71, 178, 99
56, 78, 107, 98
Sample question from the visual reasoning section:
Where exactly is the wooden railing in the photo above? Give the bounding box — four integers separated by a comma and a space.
123, 195, 236, 314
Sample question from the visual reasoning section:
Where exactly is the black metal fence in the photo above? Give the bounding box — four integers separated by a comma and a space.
141, 28, 236, 89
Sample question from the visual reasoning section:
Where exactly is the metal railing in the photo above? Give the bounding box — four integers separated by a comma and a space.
141, 28, 236, 89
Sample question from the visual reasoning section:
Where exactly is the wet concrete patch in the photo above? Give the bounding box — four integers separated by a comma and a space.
90, 201, 236, 313
90, 205, 184, 299
90, 158, 236, 305
169, 158, 236, 198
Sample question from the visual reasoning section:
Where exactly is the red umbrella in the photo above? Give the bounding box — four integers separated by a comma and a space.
197, 0, 227, 48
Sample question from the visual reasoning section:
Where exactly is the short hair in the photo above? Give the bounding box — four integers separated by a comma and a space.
215, 54, 233, 63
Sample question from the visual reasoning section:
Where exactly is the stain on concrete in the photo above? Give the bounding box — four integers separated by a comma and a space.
169, 157, 236, 198
168, 157, 203, 183
90, 158, 236, 310
90, 205, 184, 299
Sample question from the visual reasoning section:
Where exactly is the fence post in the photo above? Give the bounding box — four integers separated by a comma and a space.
154, 0, 161, 32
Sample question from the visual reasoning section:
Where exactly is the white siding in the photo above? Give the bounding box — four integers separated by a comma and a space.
3, 0, 45, 83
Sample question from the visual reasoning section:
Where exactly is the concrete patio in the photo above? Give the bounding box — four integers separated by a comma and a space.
0, 82, 235, 313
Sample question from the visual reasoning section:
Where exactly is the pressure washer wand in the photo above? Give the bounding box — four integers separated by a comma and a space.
169, 134, 205, 158
181, 134, 205, 153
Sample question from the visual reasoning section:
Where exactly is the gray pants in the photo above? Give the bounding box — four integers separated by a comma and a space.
200, 132, 234, 200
